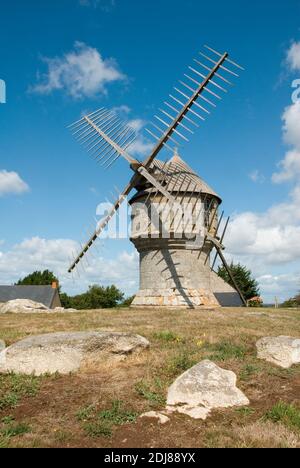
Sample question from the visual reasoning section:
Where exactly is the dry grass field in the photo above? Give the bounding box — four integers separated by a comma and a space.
0, 307, 300, 448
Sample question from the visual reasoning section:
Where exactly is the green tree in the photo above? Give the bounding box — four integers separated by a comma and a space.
62, 285, 124, 310
217, 262, 260, 301
85, 285, 124, 309
16, 270, 59, 289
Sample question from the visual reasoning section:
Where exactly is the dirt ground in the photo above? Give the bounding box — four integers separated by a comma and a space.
0, 307, 300, 448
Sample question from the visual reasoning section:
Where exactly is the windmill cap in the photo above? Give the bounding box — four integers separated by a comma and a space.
152, 150, 222, 203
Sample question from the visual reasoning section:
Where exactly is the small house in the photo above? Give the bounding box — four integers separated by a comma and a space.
0, 283, 61, 309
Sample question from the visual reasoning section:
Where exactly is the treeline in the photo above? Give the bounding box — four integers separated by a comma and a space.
60, 285, 133, 310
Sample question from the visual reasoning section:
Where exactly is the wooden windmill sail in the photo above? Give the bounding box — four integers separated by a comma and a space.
67, 44, 246, 308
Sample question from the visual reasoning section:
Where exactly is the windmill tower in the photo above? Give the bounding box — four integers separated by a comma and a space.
67, 45, 247, 308
130, 150, 242, 308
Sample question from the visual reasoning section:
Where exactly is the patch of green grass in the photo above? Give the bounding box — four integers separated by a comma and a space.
207, 341, 247, 361
84, 421, 112, 438
0, 373, 40, 410
265, 402, 300, 432
166, 352, 197, 376
0, 393, 19, 410
240, 364, 260, 381
76, 404, 96, 422
78, 400, 138, 439
1, 415, 15, 425
0, 414, 31, 446
99, 400, 137, 426
153, 331, 181, 343
135, 381, 165, 407
1, 422, 31, 438
235, 407, 256, 416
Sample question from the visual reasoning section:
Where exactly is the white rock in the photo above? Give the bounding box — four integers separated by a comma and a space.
166, 360, 249, 420
0, 299, 49, 314
0, 331, 150, 376
140, 411, 170, 425
0, 340, 5, 352
256, 336, 300, 368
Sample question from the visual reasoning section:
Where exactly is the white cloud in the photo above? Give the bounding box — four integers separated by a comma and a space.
127, 137, 153, 158
0, 170, 29, 196
272, 149, 300, 183
112, 105, 131, 116
249, 169, 265, 183
224, 41, 300, 303
126, 118, 153, 157
112, 107, 153, 157
282, 101, 300, 148
31, 42, 126, 99
226, 208, 300, 265
257, 273, 300, 303
0, 237, 138, 296
287, 41, 300, 71
128, 119, 145, 132
272, 101, 300, 183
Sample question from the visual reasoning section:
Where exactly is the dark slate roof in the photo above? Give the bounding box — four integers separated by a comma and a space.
0, 285, 58, 308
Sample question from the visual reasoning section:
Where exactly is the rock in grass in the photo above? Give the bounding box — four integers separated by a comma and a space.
0, 332, 150, 376
256, 336, 300, 369
0, 340, 5, 352
0, 300, 78, 314
166, 360, 249, 420
0, 299, 49, 314
140, 411, 170, 425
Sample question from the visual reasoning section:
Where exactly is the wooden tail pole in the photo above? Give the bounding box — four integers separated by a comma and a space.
211, 216, 230, 271
215, 247, 247, 307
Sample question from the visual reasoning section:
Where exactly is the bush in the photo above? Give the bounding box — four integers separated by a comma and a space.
16, 270, 59, 290
61, 285, 124, 310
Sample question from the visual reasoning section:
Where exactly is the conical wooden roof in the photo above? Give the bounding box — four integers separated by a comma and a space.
151, 150, 222, 202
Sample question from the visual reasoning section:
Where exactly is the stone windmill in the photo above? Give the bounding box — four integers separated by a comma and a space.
68, 45, 246, 308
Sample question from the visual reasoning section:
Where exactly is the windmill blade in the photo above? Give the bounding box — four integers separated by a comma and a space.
68, 180, 135, 273
69, 109, 180, 202
69, 108, 140, 168
143, 45, 243, 165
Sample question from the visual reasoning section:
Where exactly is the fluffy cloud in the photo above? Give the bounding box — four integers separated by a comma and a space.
31, 42, 126, 99
249, 170, 265, 183
272, 101, 300, 183
224, 41, 300, 302
272, 149, 300, 183
0, 170, 29, 196
0, 237, 138, 296
258, 273, 300, 299
126, 117, 153, 157
112, 107, 153, 157
287, 41, 300, 71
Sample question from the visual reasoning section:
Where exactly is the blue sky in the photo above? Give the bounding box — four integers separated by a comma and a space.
0, 0, 300, 302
